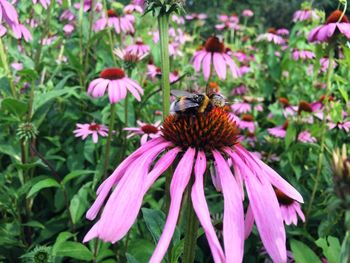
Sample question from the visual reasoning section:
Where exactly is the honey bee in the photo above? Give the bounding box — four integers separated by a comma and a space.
170, 90, 226, 115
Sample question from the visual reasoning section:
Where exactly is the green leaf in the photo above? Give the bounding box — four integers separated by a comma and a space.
142, 208, 166, 244
62, 170, 94, 185
27, 178, 61, 198
290, 239, 321, 263
315, 236, 341, 263
33, 88, 73, 112
1, 98, 28, 117
69, 183, 91, 224
54, 241, 93, 261
340, 232, 350, 263
84, 139, 95, 164
285, 123, 297, 148
338, 86, 349, 104
22, 220, 45, 229
126, 253, 140, 263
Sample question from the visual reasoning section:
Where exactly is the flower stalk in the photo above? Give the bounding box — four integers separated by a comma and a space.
183, 179, 199, 263
306, 46, 335, 219
102, 103, 116, 178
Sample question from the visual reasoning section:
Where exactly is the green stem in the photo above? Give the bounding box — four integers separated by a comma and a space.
0, 38, 17, 98
124, 94, 129, 127
102, 103, 116, 179
183, 180, 199, 263
158, 14, 171, 117
102, 0, 117, 65
78, 0, 85, 88
306, 47, 335, 221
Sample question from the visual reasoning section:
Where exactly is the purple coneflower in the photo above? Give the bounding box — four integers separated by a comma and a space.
320, 57, 337, 73
124, 4, 143, 14
73, 123, 108, 143
274, 189, 305, 225
192, 36, 241, 80
126, 39, 150, 56
257, 28, 285, 45
328, 120, 350, 133
268, 121, 289, 138
237, 114, 256, 133
231, 101, 252, 114
124, 120, 162, 145
242, 9, 253, 17
276, 28, 289, 36
87, 68, 143, 104
231, 84, 248, 96
94, 9, 134, 34
308, 10, 350, 43
74, 0, 102, 12
298, 130, 317, 143
1, 0, 19, 25
84, 107, 303, 262
292, 49, 315, 61
10, 22, 32, 42
32, 0, 50, 9
293, 8, 318, 22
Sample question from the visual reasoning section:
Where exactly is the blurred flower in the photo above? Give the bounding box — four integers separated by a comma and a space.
73, 123, 108, 143
279, 97, 297, 117
298, 130, 316, 143
185, 13, 207, 20
63, 24, 74, 35
237, 114, 255, 133
232, 84, 248, 96
32, 0, 50, 9
74, 0, 102, 12
114, 47, 148, 70
87, 68, 143, 103
276, 28, 289, 36
125, 39, 150, 56
10, 23, 32, 42
60, 10, 75, 22
231, 101, 252, 114
172, 14, 185, 24
328, 120, 350, 133
84, 107, 303, 263
268, 121, 288, 138
192, 36, 240, 80
124, 4, 143, 14
293, 8, 318, 22
256, 28, 285, 45
147, 63, 162, 80
11, 62, 23, 71
292, 49, 315, 61
94, 10, 134, 34
308, 10, 350, 43
0, 0, 19, 25
320, 57, 337, 73
170, 70, 179, 83
124, 120, 162, 145
332, 145, 350, 206
0, 24, 6, 36
242, 9, 253, 17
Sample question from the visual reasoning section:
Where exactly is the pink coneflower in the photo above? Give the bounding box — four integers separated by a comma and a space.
125, 39, 150, 56
231, 101, 252, 114
298, 130, 317, 143
320, 57, 337, 73
268, 121, 288, 138
170, 70, 180, 83
60, 10, 75, 22
242, 9, 253, 17
87, 68, 143, 104
147, 63, 161, 80
279, 97, 297, 117
172, 14, 185, 25
32, 0, 50, 9
192, 36, 241, 80
185, 13, 207, 21
237, 114, 255, 133
0, 25, 6, 37
10, 23, 32, 42
292, 49, 315, 61
124, 4, 143, 14
73, 122, 108, 143
84, 107, 303, 262
328, 120, 350, 132
293, 8, 318, 22
308, 10, 350, 43
276, 28, 289, 36
11, 62, 23, 71
124, 120, 162, 145
1, 0, 19, 25
63, 24, 75, 36
274, 188, 305, 225
74, 0, 102, 12
94, 10, 134, 34
113, 48, 148, 67
232, 84, 248, 96
257, 28, 285, 45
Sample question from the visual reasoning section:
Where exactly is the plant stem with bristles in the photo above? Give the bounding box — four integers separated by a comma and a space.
306, 46, 335, 222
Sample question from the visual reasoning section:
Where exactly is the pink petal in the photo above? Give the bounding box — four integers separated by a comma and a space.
213, 53, 227, 80
92, 79, 109, 97
125, 80, 141, 101
213, 150, 244, 262
202, 53, 212, 80
193, 51, 206, 72
244, 205, 254, 239
191, 151, 225, 263
150, 148, 196, 263
108, 80, 120, 103
88, 78, 102, 94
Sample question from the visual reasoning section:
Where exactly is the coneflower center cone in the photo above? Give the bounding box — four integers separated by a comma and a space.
107, 9, 118, 18
141, 124, 159, 134
162, 108, 239, 152
204, 36, 225, 53
100, 68, 125, 80
326, 10, 349, 24
89, 124, 101, 131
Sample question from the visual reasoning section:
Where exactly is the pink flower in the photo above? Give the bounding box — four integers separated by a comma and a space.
231, 85, 248, 96
32, 0, 50, 9
185, 13, 207, 21
0, 24, 6, 37
257, 30, 285, 45
192, 36, 241, 80
147, 63, 161, 80
172, 14, 185, 25
242, 9, 253, 17
94, 10, 134, 34
73, 123, 108, 143
125, 39, 150, 56
170, 70, 179, 83
0, 0, 19, 25
237, 114, 255, 133
320, 57, 337, 73
292, 49, 315, 61
84, 107, 303, 263
124, 4, 143, 14
231, 101, 252, 114
63, 24, 74, 35
268, 121, 288, 138
124, 120, 162, 145
276, 28, 289, 36
328, 120, 350, 132
298, 130, 317, 143
11, 62, 23, 71
114, 47, 148, 63
74, 0, 102, 12
87, 68, 143, 104
308, 10, 350, 43
293, 8, 318, 22
10, 23, 32, 42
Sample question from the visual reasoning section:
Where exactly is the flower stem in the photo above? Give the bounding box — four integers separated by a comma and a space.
0, 38, 17, 98
102, 103, 116, 179
183, 180, 199, 263
158, 14, 171, 117
124, 94, 129, 127
306, 46, 335, 221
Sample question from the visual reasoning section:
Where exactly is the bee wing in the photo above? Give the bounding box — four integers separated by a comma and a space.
173, 101, 199, 112
171, 89, 194, 97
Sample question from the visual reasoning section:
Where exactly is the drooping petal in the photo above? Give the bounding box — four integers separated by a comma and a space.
86, 137, 169, 220
92, 79, 109, 97
244, 205, 254, 239
235, 145, 303, 203
192, 51, 207, 72
213, 53, 227, 80
108, 80, 120, 103
229, 149, 287, 263
191, 151, 225, 263
87, 142, 169, 243
150, 148, 196, 263
213, 150, 244, 263
202, 53, 212, 80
